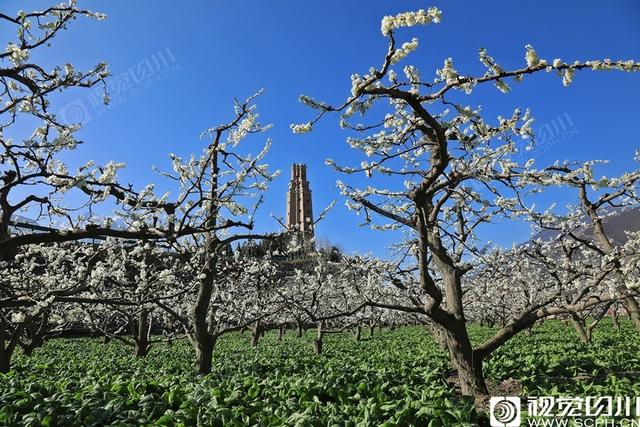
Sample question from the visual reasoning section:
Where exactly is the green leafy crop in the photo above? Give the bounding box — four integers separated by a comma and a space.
1, 320, 638, 426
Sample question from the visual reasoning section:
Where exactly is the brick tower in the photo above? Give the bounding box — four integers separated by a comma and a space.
286, 164, 314, 239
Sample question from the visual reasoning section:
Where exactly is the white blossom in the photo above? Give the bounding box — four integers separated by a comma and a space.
290, 122, 313, 134
380, 7, 442, 36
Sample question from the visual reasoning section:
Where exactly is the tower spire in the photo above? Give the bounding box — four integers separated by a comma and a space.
286, 163, 314, 239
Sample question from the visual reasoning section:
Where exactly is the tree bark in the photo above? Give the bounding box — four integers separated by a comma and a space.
193, 268, 216, 374
414, 210, 489, 399
313, 322, 323, 354
195, 335, 216, 376
571, 315, 591, 344
21, 336, 43, 358
0, 339, 14, 374
277, 325, 285, 341
190, 133, 222, 376
354, 325, 362, 341
611, 309, 620, 330
624, 296, 640, 330
0, 348, 10, 374
251, 320, 262, 348
428, 323, 449, 352
134, 309, 151, 358
445, 326, 488, 398
296, 320, 303, 338
135, 342, 149, 357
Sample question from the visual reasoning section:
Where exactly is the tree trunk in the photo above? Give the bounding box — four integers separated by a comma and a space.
445, 327, 488, 398
368, 324, 374, 338
191, 140, 220, 376
195, 335, 216, 376
624, 296, 640, 330
428, 323, 449, 352
22, 337, 43, 358
0, 212, 17, 262
21, 337, 43, 358
454, 351, 487, 399
296, 321, 303, 338
354, 325, 362, 341
193, 278, 215, 375
0, 341, 12, 374
135, 342, 149, 357
277, 325, 285, 341
251, 320, 262, 348
313, 323, 323, 354
134, 309, 151, 358
571, 315, 591, 344
0, 353, 9, 374
611, 309, 620, 330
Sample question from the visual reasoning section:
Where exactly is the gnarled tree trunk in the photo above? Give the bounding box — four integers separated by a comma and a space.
0, 345, 11, 374
195, 334, 216, 375
353, 325, 362, 341
571, 314, 591, 344
624, 296, 640, 330
611, 308, 620, 330
134, 309, 151, 358
192, 248, 217, 375
443, 321, 489, 398
251, 320, 262, 348
313, 322, 323, 354
295, 319, 303, 338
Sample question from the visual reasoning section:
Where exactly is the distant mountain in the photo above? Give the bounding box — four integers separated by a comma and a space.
531, 207, 640, 247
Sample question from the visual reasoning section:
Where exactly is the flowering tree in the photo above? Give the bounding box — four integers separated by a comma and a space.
0, 242, 100, 372
277, 254, 391, 353
525, 162, 640, 333
158, 244, 284, 372
82, 240, 187, 357
292, 7, 640, 398
0, 1, 257, 271
0, 3, 181, 262
464, 162, 640, 341
0, 1, 281, 374
149, 96, 279, 373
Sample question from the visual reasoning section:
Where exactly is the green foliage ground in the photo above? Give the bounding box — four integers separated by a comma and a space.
1, 320, 639, 426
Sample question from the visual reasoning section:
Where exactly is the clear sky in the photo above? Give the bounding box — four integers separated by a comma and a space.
3, 0, 640, 259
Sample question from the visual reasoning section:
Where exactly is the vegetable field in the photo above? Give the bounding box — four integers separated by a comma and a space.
1, 320, 638, 426
2, 2, 640, 426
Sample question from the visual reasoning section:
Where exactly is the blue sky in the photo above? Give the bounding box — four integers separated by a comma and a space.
3, 1, 640, 258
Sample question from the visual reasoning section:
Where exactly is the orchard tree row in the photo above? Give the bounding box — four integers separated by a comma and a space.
1, 2, 640, 402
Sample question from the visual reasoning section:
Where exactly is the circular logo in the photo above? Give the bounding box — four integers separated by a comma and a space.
492, 398, 519, 424
58, 100, 91, 125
